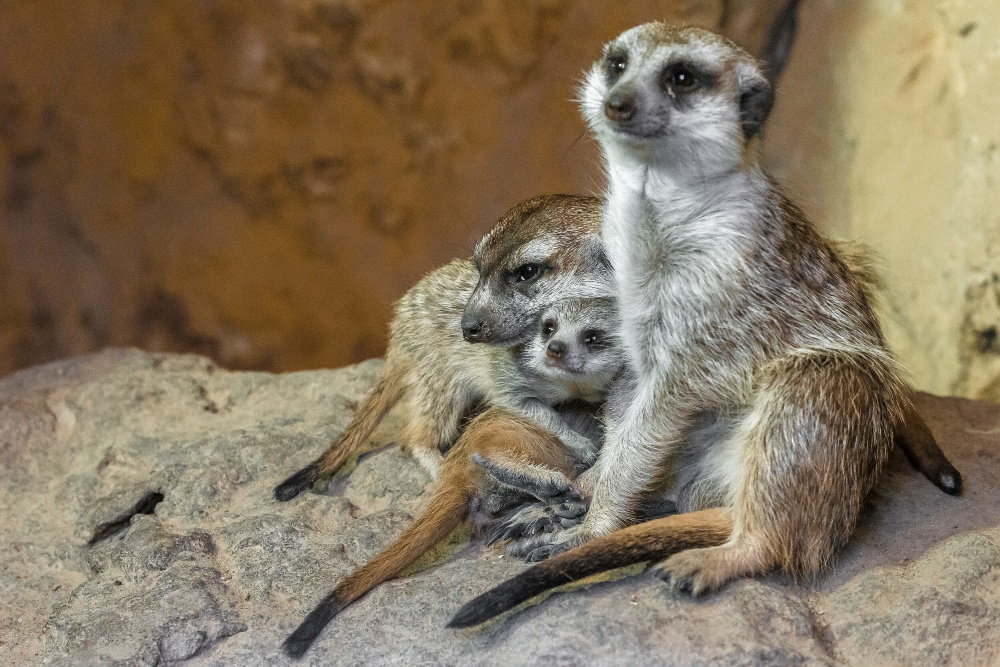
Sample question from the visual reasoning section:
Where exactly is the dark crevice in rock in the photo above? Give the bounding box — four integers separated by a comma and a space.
803, 595, 840, 663
197, 384, 223, 414
88, 490, 165, 546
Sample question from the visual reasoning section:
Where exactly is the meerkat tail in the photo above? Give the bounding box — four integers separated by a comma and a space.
275, 368, 406, 501
895, 397, 962, 496
447, 508, 732, 629
283, 485, 470, 658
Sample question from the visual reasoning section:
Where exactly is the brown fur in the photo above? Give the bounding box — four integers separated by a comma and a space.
282, 408, 578, 658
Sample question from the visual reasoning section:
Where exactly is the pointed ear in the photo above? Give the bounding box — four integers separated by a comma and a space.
582, 235, 611, 271
736, 60, 774, 140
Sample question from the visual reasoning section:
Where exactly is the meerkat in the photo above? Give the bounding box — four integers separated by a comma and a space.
448, 24, 945, 626
282, 298, 619, 659
273, 195, 614, 501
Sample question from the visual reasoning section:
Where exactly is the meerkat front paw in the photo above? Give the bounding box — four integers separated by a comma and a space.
485, 497, 587, 545
506, 522, 589, 561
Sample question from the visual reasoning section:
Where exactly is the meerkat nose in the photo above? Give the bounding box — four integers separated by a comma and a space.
605, 92, 636, 123
546, 340, 566, 358
461, 313, 487, 342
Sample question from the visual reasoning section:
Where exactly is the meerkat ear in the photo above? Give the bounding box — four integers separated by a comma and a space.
736, 60, 774, 140
583, 237, 612, 271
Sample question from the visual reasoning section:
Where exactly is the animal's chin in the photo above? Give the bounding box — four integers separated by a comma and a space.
543, 360, 585, 375
605, 123, 667, 143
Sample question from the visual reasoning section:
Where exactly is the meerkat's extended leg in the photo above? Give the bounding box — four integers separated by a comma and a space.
394, 386, 478, 478
396, 411, 446, 478
512, 384, 694, 561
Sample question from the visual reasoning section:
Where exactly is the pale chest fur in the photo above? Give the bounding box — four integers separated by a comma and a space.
602, 178, 767, 398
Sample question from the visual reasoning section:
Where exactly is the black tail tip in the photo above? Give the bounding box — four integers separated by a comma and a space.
935, 468, 963, 496
446, 597, 497, 629
274, 466, 318, 502
282, 635, 313, 660
282, 592, 346, 659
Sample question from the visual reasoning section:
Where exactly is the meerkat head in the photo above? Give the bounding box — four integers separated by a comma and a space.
525, 297, 622, 387
579, 24, 772, 173
462, 195, 613, 346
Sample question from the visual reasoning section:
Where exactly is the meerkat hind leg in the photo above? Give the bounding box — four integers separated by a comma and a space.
654, 352, 898, 596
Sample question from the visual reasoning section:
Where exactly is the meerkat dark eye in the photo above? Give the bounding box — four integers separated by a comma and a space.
541, 320, 556, 340
662, 65, 700, 94
605, 54, 628, 80
583, 330, 607, 349
512, 263, 542, 284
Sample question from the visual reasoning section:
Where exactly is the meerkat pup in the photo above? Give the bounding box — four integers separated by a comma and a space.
450, 24, 927, 626
274, 195, 614, 501
282, 298, 619, 659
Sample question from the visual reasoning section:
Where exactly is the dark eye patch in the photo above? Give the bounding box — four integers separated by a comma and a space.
604, 49, 628, 82
582, 329, 609, 349
510, 262, 542, 284
660, 60, 716, 96
541, 320, 557, 339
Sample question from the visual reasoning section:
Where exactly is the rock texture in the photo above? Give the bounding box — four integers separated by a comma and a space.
1, 349, 998, 665
0, 0, 791, 377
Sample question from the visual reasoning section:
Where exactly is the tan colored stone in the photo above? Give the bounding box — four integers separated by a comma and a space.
1, 350, 997, 665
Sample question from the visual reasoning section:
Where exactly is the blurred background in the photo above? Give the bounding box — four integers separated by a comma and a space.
0, 0, 997, 399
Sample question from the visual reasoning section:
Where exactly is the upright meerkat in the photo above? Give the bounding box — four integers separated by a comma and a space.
282, 298, 619, 659
450, 24, 941, 625
274, 195, 614, 501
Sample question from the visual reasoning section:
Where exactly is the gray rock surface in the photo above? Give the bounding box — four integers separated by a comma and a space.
0, 348, 997, 666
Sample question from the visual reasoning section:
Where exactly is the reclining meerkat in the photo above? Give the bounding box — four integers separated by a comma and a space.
282, 298, 620, 659
449, 24, 957, 626
274, 195, 614, 501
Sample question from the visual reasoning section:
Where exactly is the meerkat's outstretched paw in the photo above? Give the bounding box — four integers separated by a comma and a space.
486, 495, 588, 546
652, 542, 765, 597
486, 503, 554, 545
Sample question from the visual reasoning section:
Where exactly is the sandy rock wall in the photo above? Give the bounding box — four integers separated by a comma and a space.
0, 0, 787, 376
764, 0, 1000, 399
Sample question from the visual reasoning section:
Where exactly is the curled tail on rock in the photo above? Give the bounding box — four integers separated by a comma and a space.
448, 508, 733, 629
275, 367, 406, 501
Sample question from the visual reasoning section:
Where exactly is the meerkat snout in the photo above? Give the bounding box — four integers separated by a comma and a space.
604, 91, 636, 123
461, 312, 487, 343
546, 340, 565, 359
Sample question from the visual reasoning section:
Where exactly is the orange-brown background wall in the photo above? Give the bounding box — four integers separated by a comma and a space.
0, 0, 834, 375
